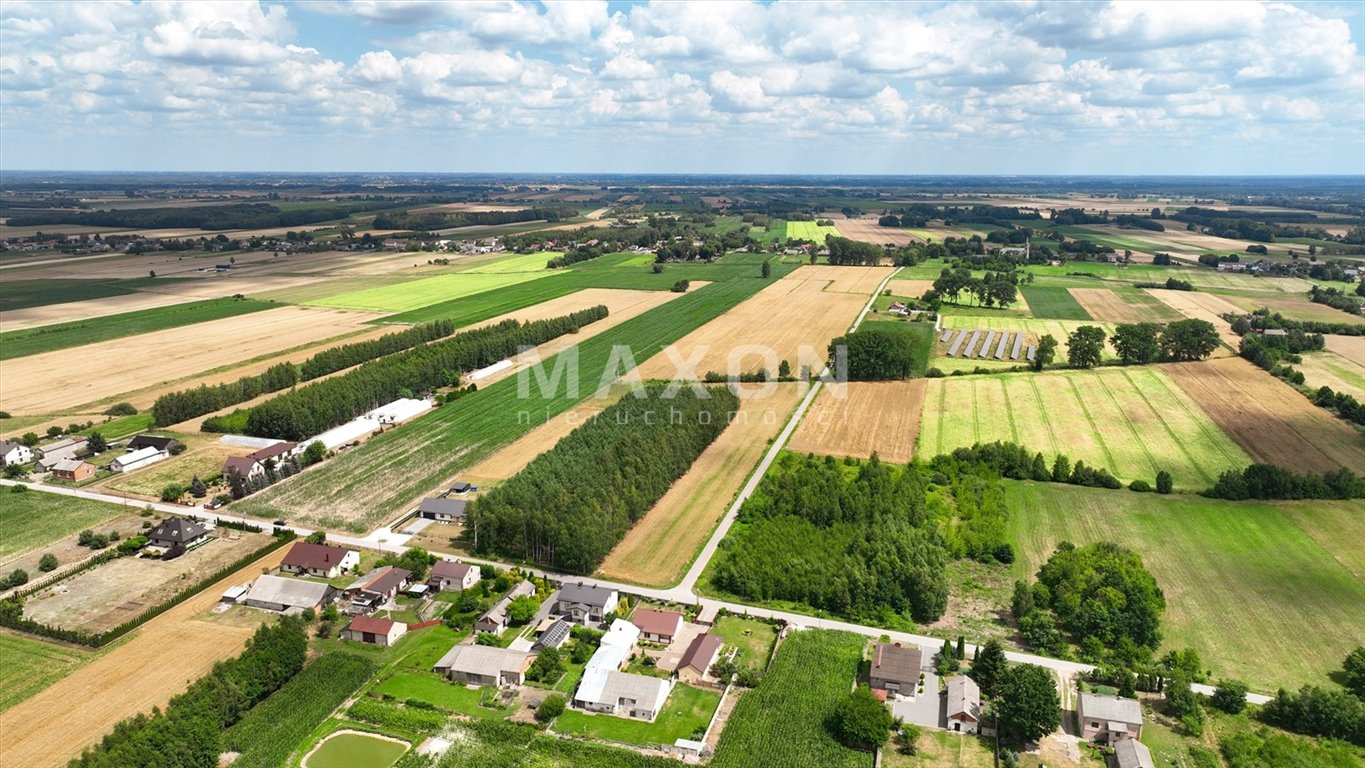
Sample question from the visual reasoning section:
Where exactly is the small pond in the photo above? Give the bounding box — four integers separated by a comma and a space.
303, 730, 409, 768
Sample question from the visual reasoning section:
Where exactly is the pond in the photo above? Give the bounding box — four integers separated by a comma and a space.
303, 730, 409, 768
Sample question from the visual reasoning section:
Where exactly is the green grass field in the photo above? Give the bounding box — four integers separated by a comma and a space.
460, 251, 559, 274
710, 629, 868, 768
0, 297, 278, 360
710, 616, 778, 668
919, 366, 1249, 488
78, 413, 156, 439
1006, 482, 1365, 691
0, 632, 94, 712
0, 489, 126, 561
307, 271, 554, 312
372, 671, 511, 719
0, 277, 178, 312
238, 272, 779, 530
553, 684, 720, 747
1019, 286, 1092, 320
784, 221, 840, 242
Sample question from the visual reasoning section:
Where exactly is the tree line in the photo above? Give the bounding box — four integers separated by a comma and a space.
152, 320, 455, 427
824, 235, 884, 266
371, 206, 575, 231
468, 384, 738, 573
1230, 313, 1365, 427
244, 307, 607, 441
1205, 464, 1364, 500
931, 267, 1019, 308
8, 200, 410, 231
829, 325, 922, 380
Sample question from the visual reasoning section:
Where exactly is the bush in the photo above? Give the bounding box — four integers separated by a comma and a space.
535, 693, 567, 723
160, 483, 187, 502
103, 402, 138, 416
831, 686, 895, 751
1211, 679, 1249, 714
38, 553, 58, 572
1155, 470, 1173, 494
1128, 479, 1152, 493
671, 279, 690, 292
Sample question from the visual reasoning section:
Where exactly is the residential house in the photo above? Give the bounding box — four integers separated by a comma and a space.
0, 440, 34, 466
222, 456, 265, 483
869, 642, 923, 695
678, 632, 723, 684
247, 441, 296, 464
109, 446, 167, 473
946, 675, 983, 734
534, 618, 572, 650
554, 582, 619, 625
35, 437, 87, 471
573, 619, 672, 720
146, 516, 211, 552
1114, 738, 1156, 768
280, 541, 359, 579
1079, 692, 1144, 744
341, 615, 408, 646
126, 435, 182, 453
50, 458, 95, 482
475, 580, 535, 633
244, 574, 336, 612
345, 566, 412, 614
433, 644, 534, 687
428, 560, 480, 592
632, 608, 684, 643
417, 497, 466, 522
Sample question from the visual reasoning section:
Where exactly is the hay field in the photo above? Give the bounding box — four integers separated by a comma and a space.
634, 267, 886, 379
0, 306, 381, 414
1221, 293, 1365, 324
787, 380, 926, 463
829, 215, 919, 246
468, 287, 688, 331
918, 367, 1249, 487
785, 221, 840, 242
886, 278, 934, 298
0, 632, 95, 714
600, 384, 805, 586
1069, 288, 1150, 323
1325, 334, 1365, 366
1164, 357, 1365, 473
0, 546, 283, 768
1144, 289, 1243, 349
305, 270, 553, 312
1297, 352, 1365, 400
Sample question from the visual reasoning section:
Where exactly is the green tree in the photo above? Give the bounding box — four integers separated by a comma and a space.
778, 359, 792, 379
507, 595, 538, 625
1066, 326, 1107, 369
1342, 646, 1365, 701
995, 664, 1061, 745
305, 530, 327, 544
20, 432, 39, 447
956, 635, 966, 660
1010, 580, 1035, 620
971, 638, 1008, 698
86, 431, 108, 453
535, 693, 566, 723
1155, 470, 1173, 494
302, 440, 327, 466
830, 686, 896, 751
527, 646, 564, 683
1211, 679, 1249, 714
1033, 334, 1057, 371
761, 260, 772, 278
1112, 323, 1162, 365
1165, 674, 1204, 733
38, 553, 58, 572
189, 476, 208, 498
1159, 319, 1221, 362
897, 722, 921, 755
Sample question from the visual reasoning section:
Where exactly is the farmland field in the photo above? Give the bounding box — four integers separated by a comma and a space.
553, 684, 721, 746
599, 383, 805, 586
784, 220, 840, 242
0, 490, 127, 562
1006, 481, 1365, 691
1163, 357, 1365, 473
1068, 288, 1154, 323
1019, 285, 1091, 320
918, 366, 1249, 487
1324, 334, 1365, 365
1296, 351, 1365, 400
1219, 293, 1365, 325
0, 632, 94, 713
710, 629, 868, 768
307, 270, 554, 312
460, 251, 558, 273
1145, 288, 1247, 349
0, 278, 171, 312
787, 380, 926, 464
830, 215, 921, 246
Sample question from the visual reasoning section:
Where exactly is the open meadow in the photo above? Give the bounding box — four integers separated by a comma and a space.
784, 220, 840, 242
1006, 481, 1365, 691
918, 366, 1249, 487
1019, 285, 1091, 320
787, 379, 926, 464
1297, 350, 1365, 400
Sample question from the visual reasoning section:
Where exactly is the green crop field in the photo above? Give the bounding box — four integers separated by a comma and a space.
306, 270, 554, 313
1006, 482, 1365, 691
784, 221, 840, 242
0, 489, 126, 561
918, 366, 1249, 488
710, 629, 868, 768
0, 297, 278, 360
0, 633, 94, 712
553, 684, 720, 746
237, 274, 779, 530
460, 251, 559, 274
1018, 286, 1091, 320
0, 278, 187, 312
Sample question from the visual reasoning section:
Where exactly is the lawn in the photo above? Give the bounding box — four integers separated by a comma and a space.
785, 221, 840, 243
1006, 481, 1365, 691
371, 671, 513, 719
307, 270, 554, 313
0, 632, 94, 712
710, 629, 869, 768
0, 489, 126, 561
883, 730, 995, 768
78, 413, 155, 440
0, 297, 278, 360
710, 616, 778, 667
553, 684, 720, 747
918, 366, 1249, 488
1019, 285, 1092, 320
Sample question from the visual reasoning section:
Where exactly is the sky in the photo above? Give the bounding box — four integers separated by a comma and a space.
2, 0, 1364, 175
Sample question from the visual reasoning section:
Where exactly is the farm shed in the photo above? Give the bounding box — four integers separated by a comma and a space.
244, 574, 336, 612
302, 397, 430, 450
1115, 738, 1156, 768
554, 582, 619, 626
126, 435, 182, 453
220, 585, 248, 604
428, 560, 480, 592
575, 670, 673, 721
109, 446, 167, 473
50, 458, 95, 482
341, 615, 407, 646
280, 541, 359, 579
631, 608, 684, 643
946, 675, 982, 734
433, 644, 534, 687
534, 618, 572, 650
35, 437, 88, 471
345, 566, 412, 614
870, 642, 923, 695
1078, 692, 1144, 744
417, 497, 467, 522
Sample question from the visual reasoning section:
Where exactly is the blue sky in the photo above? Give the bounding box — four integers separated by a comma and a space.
2, 1, 1363, 174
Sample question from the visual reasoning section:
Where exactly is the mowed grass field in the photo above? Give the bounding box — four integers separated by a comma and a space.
0, 490, 126, 562
1006, 482, 1365, 691
307, 270, 553, 312
1019, 286, 1091, 320
0, 632, 95, 713
918, 367, 1249, 488
460, 251, 560, 273
784, 221, 840, 242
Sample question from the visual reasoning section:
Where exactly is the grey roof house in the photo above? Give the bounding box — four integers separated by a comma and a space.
476, 580, 535, 633
869, 642, 922, 694
554, 582, 619, 625
1079, 692, 1143, 744
418, 497, 467, 521
146, 517, 211, 552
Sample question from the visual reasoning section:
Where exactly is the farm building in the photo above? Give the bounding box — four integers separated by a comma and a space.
417, 497, 467, 522
428, 560, 480, 592
870, 642, 923, 695
476, 580, 536, 633
433, 644, 534, 687
126, 435, 182, 453
631, 608, 684, 643
678, 632, 723, 684
341, 615, 407, 646
1114, 738, 1156, 768
534, 618, 572, 650
1078, 692, 1144, 744
50, 458, 95, 482
109, 446, 167, 473
345, 566, 412, 614
0, 440, 34, 466
247, 441, 296, 463
146, 517, 210, 553
222, 456, 265, 482
448, 481, 473, 494
244, 574, 336, 612
280, 541, 359, 579
303, 397, 431, 450
946, 676, 982, 734
35, 437, 87, 470
573, 619, 671, 720
220, 585, 248, 604
554, 582, 619, 625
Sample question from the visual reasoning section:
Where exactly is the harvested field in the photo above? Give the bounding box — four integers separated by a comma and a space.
786, 380, 926, 463
886, 278, 934, 298
828, 214, 920, 246
0, 545, 284, 768
1069, 288, 1149, 323
0, 306, 382, 414
1297, 351, 1365, 400
919, 366, 1250, 487
1220, 294, 1365, 324
1144, 289, 1243, 349
634, 267, 887, 379
0, 632, 95, 714
23, 530, 273, 633
1325, 334, 1365, 366
1163, 357, 1365, 473
2, 512, 147, 587
600, 383, 804, 586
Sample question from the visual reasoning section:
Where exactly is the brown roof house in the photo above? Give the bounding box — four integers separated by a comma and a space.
222, 456, 265, 483
870, 642, 923, 696
1079, 692, 1143, 744
946, 675, 983, 734
428, 560, 481, 592
345, 566, 412, 614
342, 615, 407, 646
678, 632, 724, 685
248, 441, 296, 463
631, 608, 684, 644
280, 541, 359, 579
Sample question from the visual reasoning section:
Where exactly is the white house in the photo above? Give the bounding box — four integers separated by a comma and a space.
0, 441, 34, 466
109, 446, 167, 473
428, 560, 480, 592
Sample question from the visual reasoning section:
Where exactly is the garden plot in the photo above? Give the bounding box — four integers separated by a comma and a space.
787, 380, 926, 464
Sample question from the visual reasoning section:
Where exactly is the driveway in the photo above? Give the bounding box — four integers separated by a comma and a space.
891, 667, 943, 730
656, 622, 706, 673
